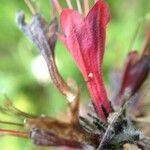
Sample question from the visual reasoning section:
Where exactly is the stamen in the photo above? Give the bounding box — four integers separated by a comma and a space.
84, 0, 89, 15
66, 0, 73, 9
94, 0, 98, 4
24, 0, 37, 15
128, 19, 142, 53
76, 0, 83, 14
52, 0, 62, 14
50, 0, 56, 18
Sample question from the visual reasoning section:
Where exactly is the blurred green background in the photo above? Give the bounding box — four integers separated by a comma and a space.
0, 0, 149, 149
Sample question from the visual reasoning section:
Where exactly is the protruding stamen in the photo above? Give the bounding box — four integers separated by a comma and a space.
128, 19, 142, 53
50, 0, 56, 18
66, 0, 73, 9
52, 0, 62, 14
24, 0, 37, 15
76, 0, 83, 14
94, 0, 98, 4
84, 0, 89, 15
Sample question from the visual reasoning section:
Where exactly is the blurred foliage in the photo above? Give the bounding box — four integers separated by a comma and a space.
0, 0, 150, 149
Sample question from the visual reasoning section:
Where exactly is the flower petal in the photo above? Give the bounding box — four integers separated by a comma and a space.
60, 0, 112, 121
115, 51, 150, 106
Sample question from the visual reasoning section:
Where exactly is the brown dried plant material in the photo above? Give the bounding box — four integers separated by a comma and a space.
16, 9, 79, 125
25, 117, 99, 148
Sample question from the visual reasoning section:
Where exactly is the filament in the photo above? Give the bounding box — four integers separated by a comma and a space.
66, 0, 73, 9
76, 0, 83, 14
24, 0, 37, 15
84, 0, 89, 15
94, 0, 98, 3
52, 0, 62, 14
50, 0, 56, 18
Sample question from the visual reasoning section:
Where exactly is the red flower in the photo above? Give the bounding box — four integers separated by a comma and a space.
115, 26, 150, 106
60, 0, 112, 121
